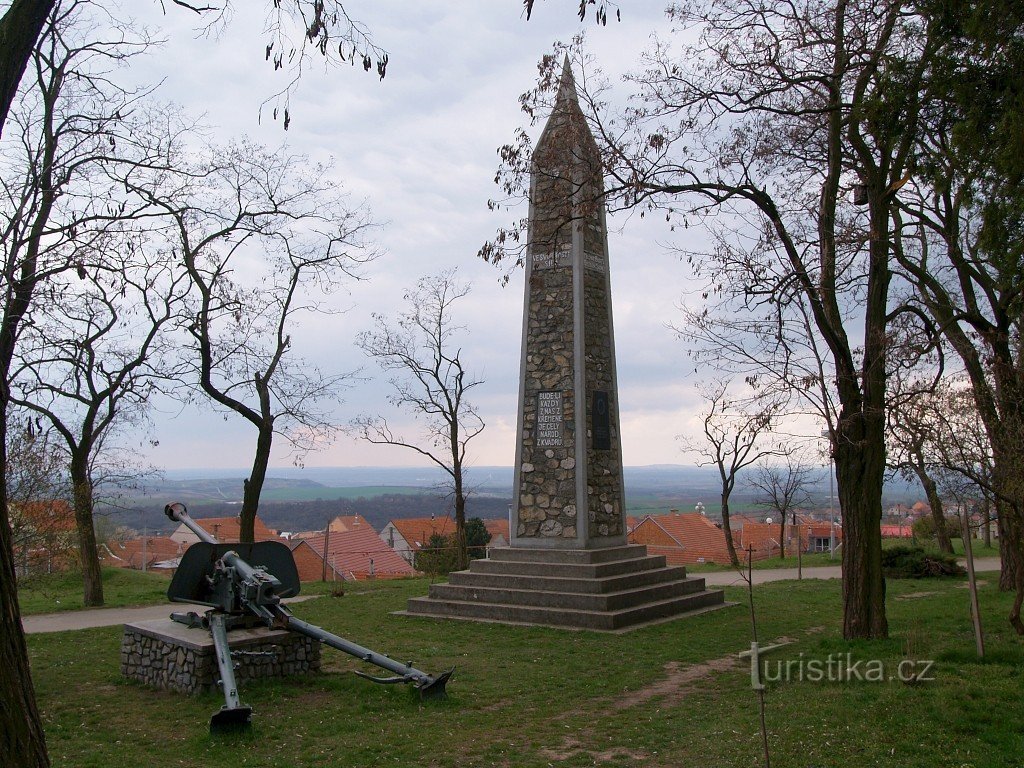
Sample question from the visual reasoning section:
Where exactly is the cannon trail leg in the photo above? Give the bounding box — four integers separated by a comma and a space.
208, 613, 253, 732
284, 615, 452, 699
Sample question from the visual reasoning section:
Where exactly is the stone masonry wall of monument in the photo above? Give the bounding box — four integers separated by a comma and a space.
517, 259, 577, 539
583, 267, 623, 538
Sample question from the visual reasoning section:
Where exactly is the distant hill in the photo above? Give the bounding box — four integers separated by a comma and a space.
107, 464, 922, 536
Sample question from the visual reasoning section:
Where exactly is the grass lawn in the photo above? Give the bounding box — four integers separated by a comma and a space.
27, 574, 1023, 767
17, 567, 173, 616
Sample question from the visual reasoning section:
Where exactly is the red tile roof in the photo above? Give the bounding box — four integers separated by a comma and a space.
328, 514, 374, 533
180, 515, 277, 542
103, 536, 184, 570
287, 539, 345, 582
388, 516, 455, 552
305, 527, 415, 580
483, 518, 509, 543
12, 500, 76, 532
629, 513, 734, 566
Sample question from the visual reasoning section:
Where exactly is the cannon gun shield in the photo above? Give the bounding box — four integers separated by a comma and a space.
168, 541, 301, 606
162, 501, 451, 730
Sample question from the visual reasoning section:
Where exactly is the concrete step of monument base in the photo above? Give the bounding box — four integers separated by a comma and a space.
405, 589, 727, 632
448, 564, 689, 594
468, 553, 667, 579
427, 575, 707, 611
487, 544, 649, 564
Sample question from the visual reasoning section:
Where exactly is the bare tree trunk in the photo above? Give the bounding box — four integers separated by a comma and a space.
69, 450, 103, 607
836, 415, 888, 640
777, 517, 786, 560
0, 373, 49, 768
918, 471, 953, 554
453, 488, 468, 571
0, 0, 56, 137
239, 421, 274, 544
721, 489, 740, 568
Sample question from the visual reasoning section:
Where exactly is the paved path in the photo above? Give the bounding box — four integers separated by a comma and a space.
23, 558, 1002, 633
700, 556, 1001, 588
22, 596, 317, 634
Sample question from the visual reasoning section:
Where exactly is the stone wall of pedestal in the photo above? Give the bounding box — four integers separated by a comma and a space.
120, 619, 320, 694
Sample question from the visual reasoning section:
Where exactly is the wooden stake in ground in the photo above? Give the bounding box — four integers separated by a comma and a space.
960, 507, 984, 657
744, 545, 771, 768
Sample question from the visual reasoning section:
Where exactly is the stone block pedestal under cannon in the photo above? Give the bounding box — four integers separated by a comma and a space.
121, 619, 321, 694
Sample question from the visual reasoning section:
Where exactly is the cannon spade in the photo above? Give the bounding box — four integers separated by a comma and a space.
164, 502, 451, 732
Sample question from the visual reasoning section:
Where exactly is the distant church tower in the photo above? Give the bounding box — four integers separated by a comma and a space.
511, 57, 626, 549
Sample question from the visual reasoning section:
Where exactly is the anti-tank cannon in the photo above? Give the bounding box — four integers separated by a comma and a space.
164, 502, 451, 731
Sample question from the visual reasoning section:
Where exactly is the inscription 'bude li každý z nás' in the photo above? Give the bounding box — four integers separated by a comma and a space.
536, 391, 564, 447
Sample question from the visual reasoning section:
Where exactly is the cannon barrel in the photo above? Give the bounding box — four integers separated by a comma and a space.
165, 502, 217, 544
284, 614, 450, 697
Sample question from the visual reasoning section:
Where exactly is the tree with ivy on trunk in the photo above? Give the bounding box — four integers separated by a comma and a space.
889, 0, 1024, 632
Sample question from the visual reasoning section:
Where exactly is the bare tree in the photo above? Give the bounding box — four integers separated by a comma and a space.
0, 3, 176, 762
750, 454, 817, 561
680, 381, 785, 567
133, 141, 374, 543
11, 243, 188, 606
352, 269, 484, 570
6, 418, 73, 579
886, 381, 954, 554
0, 0, 389, 139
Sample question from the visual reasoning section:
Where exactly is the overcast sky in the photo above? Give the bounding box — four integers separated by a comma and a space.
120, 1, 721, 471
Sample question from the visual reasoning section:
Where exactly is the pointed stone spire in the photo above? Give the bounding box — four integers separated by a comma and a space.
535, 56, 600, 173
554, 55, 579, 109
511, 59, 623, 549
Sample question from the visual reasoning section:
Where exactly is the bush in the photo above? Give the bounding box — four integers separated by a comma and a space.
911, 514, 961, 542
881, 545, 965, 579
415, 532, 459, 576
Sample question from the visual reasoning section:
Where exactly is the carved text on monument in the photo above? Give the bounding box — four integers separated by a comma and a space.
531, 249, 572, 270
536, 391, 564, 447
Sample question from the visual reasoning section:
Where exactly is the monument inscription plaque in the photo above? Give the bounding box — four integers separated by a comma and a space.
536, 391, 564, 447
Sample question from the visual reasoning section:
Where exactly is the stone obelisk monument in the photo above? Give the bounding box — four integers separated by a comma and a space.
512, 58, 625, 549
405, 60, 724, 630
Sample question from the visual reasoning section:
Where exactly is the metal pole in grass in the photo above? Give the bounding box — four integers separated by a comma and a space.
744, 544, 771, 768
793, 511, 802, 580
960, 506, 985, 657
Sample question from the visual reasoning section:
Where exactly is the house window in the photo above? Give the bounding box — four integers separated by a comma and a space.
812, 537, 831, 553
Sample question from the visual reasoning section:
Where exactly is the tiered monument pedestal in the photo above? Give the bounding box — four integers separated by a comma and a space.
406, 544, 725, 632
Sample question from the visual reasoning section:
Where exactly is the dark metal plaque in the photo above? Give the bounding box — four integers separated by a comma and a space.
592, 390, 611, 451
